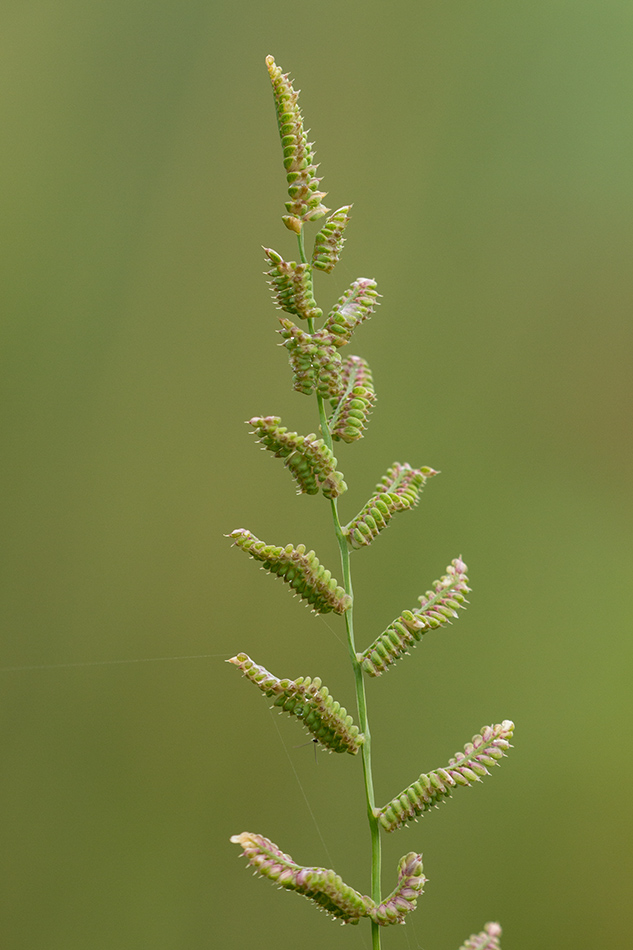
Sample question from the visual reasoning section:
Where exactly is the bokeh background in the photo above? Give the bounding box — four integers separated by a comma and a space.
1, 2, 631, 948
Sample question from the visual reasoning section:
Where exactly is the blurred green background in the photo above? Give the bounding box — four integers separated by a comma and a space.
1, 1, 631, 948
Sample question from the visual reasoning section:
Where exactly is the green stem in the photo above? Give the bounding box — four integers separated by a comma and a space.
317, 390, 382, 950
302, 231, 381, 948
297, 226, 307, 264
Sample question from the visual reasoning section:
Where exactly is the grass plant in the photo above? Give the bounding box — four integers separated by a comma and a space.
227, 56, 515, 950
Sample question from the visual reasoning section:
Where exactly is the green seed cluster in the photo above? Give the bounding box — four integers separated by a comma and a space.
249, 415, 347, 498
359, 558, 470, 676
231, 833, 428, 930
278, 319, 343, 398
265, 56, 329, 223
375, 722, 515, 833
329, 355, 376, 443
264, 248, 322, 321
231, 832, 373, 923
311, 206, 352, 273
228, 653, 363, 754
228, 529, 352, 614
343, 463, 437, 549
322, 278, 380, 346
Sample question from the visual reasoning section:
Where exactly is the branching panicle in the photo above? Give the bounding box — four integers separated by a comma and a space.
228, 56, 516, 947
228, 529, 351, 614
228, 653, 363, 754
376, 722, 515, 833
231, 833, 373, 923
343, 463, 438, 549
248, 415, 347, 498
359, 557, 470, 676
459, 923, 503, 950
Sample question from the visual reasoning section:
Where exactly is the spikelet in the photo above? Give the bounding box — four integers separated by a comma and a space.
265, 56, 329, 223
459, 922, 503, 950
228, 529, 351, 614
322, 279, 380, 347
343, 463, 438, 549
264, 248, 322, 321
311, 206, 352, 272
329, 355, 376, 442
375, 722, 515, 833
368, 852, 426, 926
359, 558, 470, 676
278, 318, 343, 399
228, 653, 363, 754
248, 415, 347, 498
231, 832, 373, 924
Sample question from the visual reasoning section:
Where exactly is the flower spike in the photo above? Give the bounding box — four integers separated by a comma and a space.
375, 722, 515, 833
228, 529, 352, 614
248, 415, 347, 498
329, 355, 376, 442
231, 832, 373, 924
264, 248, 322, 321
228, 653, 363, 754
359, 557, 470, 676
459, 922, 503, 950
312, 206, 352, 272
368, 852, 426, 926
322, 278, 380, 347
265, 56, 329, 223
343, 463, 438, 549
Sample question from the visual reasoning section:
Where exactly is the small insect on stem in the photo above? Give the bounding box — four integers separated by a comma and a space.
294, 737, 319, 764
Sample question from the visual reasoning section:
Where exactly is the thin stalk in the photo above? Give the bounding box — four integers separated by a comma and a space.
304, 283, 381, 945
303, 232, 381, 948
318, 394, 382, 950
297, 226, 307, 264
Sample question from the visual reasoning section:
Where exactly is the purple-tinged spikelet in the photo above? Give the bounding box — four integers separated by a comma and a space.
248, 415, 347, 498
228, 653, 363, 754
459, 922, 503, 950
339, 353, 374, 390
228, 529, 352, 614
265, 56, 329, 223
329, 355, 376, 442
375, 722, 515, 833
264, 248, 322, 321
231, 832, 373, 923
368, 852, 426, 926
359, 558, 470, 676
312, 206, 352, 273
322, 278, 380, 347
343, 463, 438, 549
